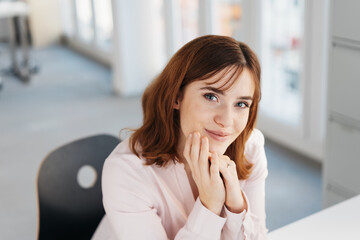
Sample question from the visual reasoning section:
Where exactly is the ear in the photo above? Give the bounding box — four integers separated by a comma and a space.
173, 92, 183, 110
173, 98, 180, 110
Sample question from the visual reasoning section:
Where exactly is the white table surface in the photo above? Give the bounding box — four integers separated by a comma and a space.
0, 1, 29, 18
268, 194, 360, 240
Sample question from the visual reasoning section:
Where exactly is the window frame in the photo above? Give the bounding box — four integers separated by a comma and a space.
61, 0, 112, 67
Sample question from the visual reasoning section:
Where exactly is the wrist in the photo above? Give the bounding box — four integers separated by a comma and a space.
225, 192, 248, 214
200, 199, 223, 216
208, 204, 223, 216
225, 202, 245, 214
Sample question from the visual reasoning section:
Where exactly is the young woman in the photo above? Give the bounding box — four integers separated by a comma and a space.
93, 35, 268, 239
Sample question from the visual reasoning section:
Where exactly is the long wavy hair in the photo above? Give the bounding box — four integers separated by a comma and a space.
130, 35, 261, 180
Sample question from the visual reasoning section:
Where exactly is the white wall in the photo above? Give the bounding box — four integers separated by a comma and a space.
111, 0, 165, 96
27, 0, 62, 48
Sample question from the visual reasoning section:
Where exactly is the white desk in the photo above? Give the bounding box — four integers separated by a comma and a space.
268, 195, 360, 240
0, 1, 29, 17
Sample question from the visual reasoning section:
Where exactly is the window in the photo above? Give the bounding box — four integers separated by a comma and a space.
214, 0, 244, 39
75, 0, 94, 42
60, 0, 114, 63
178, 0, 199, 44
93, 0, 113, 49
260, 0, 304, 126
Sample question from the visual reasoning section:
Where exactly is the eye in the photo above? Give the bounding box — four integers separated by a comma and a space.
236, 101, 249, 108
204, 93, 218, 102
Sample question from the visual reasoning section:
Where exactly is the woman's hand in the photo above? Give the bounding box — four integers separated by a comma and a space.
218, 156, 247, 213
183, 132, 225, 215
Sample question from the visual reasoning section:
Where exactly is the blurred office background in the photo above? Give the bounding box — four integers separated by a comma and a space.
1, 0, 359, 239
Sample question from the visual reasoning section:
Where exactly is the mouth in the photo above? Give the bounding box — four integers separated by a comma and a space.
205, 129, 231, 142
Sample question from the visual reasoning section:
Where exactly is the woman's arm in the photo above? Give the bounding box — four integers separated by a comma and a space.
220, 129, 268, 240
101, 150, 228, 240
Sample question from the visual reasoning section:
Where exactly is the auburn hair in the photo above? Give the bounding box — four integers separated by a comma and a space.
130, 35, 261, 180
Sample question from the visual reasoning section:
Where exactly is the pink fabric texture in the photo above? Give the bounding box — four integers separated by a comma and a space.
92, 129, 268, 240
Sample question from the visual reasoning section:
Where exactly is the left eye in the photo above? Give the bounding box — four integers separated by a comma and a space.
204, 93, 218, 102
236, 102, 249, 108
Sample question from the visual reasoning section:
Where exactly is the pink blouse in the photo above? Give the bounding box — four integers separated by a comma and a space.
92, 129, 268, 240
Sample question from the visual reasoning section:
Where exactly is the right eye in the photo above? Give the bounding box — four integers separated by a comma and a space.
203, 93, 218, 102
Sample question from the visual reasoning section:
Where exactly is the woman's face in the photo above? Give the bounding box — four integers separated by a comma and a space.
175, 67, 255, 157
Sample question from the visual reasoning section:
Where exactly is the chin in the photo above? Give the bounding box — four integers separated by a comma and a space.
209, 144, 228, 155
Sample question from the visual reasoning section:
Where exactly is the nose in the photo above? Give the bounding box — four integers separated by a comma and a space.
214, 105, 233, 128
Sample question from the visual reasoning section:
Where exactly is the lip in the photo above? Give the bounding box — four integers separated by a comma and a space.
205, 129, 231, 142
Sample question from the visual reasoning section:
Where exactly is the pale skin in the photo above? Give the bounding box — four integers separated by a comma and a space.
174, 67, 255, 216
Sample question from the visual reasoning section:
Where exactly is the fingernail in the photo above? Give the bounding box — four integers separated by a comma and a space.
189, 133, 192, 139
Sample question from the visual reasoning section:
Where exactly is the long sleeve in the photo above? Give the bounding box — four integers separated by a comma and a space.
99, 145, 228, 240
175, 198, 226, 239
103, 160, 228, 239
220, 129, 269, 240
104, 178, 227, 240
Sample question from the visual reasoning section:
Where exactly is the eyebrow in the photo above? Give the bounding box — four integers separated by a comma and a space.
200, 86, 253, 101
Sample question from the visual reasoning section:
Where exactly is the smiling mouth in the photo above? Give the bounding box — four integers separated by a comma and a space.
205, 129, 230, 142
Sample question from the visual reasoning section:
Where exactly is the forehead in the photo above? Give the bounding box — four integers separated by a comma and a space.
194, 67, 255, 95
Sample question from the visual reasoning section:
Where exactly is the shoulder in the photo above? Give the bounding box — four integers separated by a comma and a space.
244, 129, 268, 180
245, 128, 265, 157
102, 138, 154, 206
102, 137, 152, 183
104, 137, 146, 170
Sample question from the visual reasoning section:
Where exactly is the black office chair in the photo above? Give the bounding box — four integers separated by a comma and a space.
36, 134, 120, 240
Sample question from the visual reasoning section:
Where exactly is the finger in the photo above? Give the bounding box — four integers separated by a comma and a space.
219, 155, 234, 170
209, 152, 220, 180
218, 158, 228, 177
183, 133, 193, 169
190, 132, 201, 174
219, 158, 236, 185
199, 136, 210, 179
190, 132, 200, 160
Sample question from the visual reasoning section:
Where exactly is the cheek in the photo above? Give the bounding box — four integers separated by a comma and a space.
234, 112, 250, 133
180, 102, 209, 134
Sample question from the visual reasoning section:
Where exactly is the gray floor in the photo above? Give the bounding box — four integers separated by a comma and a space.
0, 45, 322, 239
265, 139, 322, 230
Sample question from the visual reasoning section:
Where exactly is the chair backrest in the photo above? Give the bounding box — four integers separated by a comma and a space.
36, 134, 120, 240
